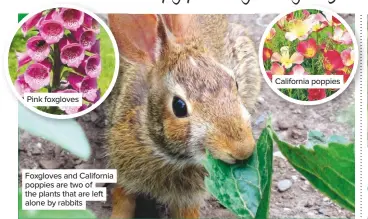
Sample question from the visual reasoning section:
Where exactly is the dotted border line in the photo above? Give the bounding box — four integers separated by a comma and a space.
358, 14, 363, 219
357, 14, 367, 219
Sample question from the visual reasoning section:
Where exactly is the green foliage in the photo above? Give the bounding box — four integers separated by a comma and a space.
98, 27, 116, 95
18, 189, 96, 219
204, 122, 273, 219
18, 103, 91, 160
272, 129, 355, 212
204, 118, 355, 218
18, 13, 28, 22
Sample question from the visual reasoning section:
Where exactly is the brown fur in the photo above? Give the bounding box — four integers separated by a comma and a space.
111, 187, 136, 219
170, 206, 200, 219
105, 14, 261, 218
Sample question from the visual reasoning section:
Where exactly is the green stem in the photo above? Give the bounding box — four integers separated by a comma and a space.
52, 44, 61, 91
49, 43, 62, 114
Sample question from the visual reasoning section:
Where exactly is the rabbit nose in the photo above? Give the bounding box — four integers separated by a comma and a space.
230, 136, 256, 161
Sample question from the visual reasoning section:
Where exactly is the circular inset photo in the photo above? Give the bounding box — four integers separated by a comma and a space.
260, 8, 358, 105
6, 6, 119, 119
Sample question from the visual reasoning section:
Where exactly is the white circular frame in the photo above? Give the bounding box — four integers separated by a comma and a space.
4, 4, 120, 119
258, 5, 359, 106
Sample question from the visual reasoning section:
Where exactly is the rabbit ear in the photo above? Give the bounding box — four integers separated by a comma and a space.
161, 15, 196, 43
108, 14, 159, 64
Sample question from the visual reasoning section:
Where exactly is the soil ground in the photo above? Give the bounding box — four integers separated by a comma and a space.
18, 14, 356, 218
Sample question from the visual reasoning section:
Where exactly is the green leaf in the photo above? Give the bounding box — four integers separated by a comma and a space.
18, 13, 28, 22
306, 130, 327, 148
18, 189, 96, 219
204, 124, 273, 219
272, 129, 355, 212
18, 103, 91, 160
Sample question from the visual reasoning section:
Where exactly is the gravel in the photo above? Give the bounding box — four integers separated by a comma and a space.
277, 179, 293, 192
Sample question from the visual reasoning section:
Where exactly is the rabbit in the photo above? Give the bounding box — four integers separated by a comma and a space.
105, 14, 261, 218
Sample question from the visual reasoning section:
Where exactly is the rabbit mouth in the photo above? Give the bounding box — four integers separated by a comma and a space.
206, 149, 236, 164
219, 154, 237, 164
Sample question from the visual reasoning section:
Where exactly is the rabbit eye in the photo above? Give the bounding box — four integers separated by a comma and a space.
172, 96, 188, 118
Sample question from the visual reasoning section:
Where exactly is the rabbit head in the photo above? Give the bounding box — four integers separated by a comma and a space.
108, 14, 256, 164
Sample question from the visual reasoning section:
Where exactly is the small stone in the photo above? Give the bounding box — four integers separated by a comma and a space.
323, 197, 329, 202
293, 109, 302, 114
36, 142, 42, 148
283, 208, 291, 211
39, 159, 62, 169
254, 114, 266, 126
304, 180, 310, 185
311, 111, 321, 119
291, 175, 298, 181
277, 120, 292, 130
277, 160, 286, 168
281, 194, 293, 199
307, 212, 315, 217
277, 179, 293, 192
60, 150, 69, 157
31, 147, 42, 155
291, 129, 303, 139
257, 96, 265, 104
318, 208, 326, 215
27, 151, 32, 157
295, 123, 305, 130
74, 159, 83, 165
304, 202, 313, 208
54, 147, 62, 157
